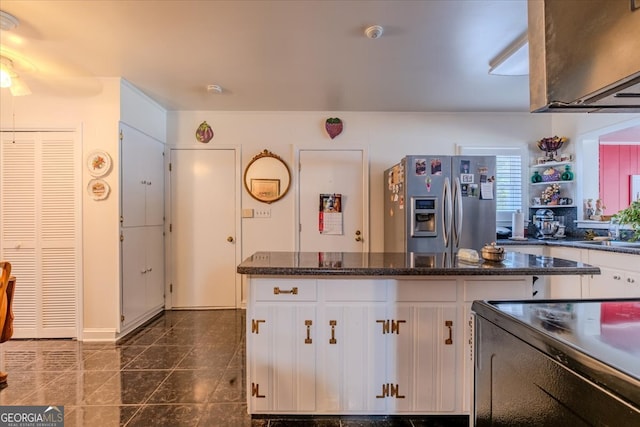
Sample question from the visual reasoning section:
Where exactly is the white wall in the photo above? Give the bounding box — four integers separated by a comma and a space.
0, 78, 121, 338
168, 111, 552, 253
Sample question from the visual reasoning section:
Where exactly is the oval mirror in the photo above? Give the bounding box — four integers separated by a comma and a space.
244, 149, 291, 203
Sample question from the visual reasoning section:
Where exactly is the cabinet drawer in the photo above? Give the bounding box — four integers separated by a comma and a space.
588, 250, 638, 271
252, 278, 317, 301
389, 279, 457, 302
464, 278, 529, 302
322, 279, 387, 301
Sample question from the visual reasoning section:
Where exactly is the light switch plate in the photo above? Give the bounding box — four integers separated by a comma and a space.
255, 208, 271, 218
242, 208, 254, 218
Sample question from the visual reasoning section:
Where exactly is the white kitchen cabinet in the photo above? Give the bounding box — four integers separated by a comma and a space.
387, 279, 458, 414
319, 279, 387, 413
120, 123, 164, 228
119, 122, 165, 334
247, 277, 461, 415
247, 278, 317, 413
547, 247, 586, 299
121, 226, 164, 329
586, 250, 640, 298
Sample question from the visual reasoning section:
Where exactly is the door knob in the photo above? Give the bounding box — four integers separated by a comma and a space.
227, 236, 234, 243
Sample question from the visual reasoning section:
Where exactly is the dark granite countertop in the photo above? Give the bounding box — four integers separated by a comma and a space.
497, 238, 640, 255
237, 251, 600, 276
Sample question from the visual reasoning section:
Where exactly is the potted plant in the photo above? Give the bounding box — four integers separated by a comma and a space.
613, 200, 640, 241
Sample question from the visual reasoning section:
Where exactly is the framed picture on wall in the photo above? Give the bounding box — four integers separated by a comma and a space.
251, 179, 280, 202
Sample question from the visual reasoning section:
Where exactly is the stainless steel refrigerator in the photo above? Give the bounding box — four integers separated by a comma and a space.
384, 155, 496, 255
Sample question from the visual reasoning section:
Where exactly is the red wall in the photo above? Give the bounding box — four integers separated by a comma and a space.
599, 145, 640, 213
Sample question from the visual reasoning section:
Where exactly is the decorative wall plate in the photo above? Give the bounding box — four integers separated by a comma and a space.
87, 178, 110, 200
87, 150, 112, 177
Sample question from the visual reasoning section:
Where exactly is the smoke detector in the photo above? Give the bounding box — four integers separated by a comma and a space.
365, 25, 384, 39
207, 84, 222, 94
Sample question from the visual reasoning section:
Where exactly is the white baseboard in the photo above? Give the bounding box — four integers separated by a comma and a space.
82, 328, 118, 342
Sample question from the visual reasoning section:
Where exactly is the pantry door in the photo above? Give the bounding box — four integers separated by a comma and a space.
169, 148, 240, 308
297, 148, 369, 252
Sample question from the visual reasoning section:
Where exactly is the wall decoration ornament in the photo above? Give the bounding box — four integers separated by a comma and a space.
86, 150, 112, 177
195, 121, 214, 143
87, 178, 110, 201
325, 117, 343, 139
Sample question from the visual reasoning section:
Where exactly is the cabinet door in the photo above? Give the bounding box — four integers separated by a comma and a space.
144, 137, 165, 226
145, 226, 165, 311
121, 123, 165, 227
548, 247, 584, 298
121, 127, 148, 228
388, 303, 457, 413
121, 227, 147, 327
318, 303, 387, 413
588, 267, 640, 298
248, 304, 316, 413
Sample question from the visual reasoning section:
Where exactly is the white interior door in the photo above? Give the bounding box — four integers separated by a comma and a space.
170, 148, 238, 308
298, 149, 368, 252
0, 131, 80, 338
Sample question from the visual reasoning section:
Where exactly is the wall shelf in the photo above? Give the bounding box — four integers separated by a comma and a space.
531, 205, 576, 209
531, 180, 574, 186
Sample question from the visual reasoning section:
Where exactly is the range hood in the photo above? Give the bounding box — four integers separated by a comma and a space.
528, 0, 640, 113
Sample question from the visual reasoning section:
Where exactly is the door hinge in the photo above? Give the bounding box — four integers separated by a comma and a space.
170, 283, 173, 293
252, 319, 265, 334
121, 314, 125, 322
120, 234, 124, 242
169, 163, 172, 171
251, 382, 265, 398
169, 224, 172, 232
299, 223, 302, 232
119, 130, 123, 142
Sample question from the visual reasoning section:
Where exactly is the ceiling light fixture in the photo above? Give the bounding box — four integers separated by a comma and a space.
0, 56, 14, 88
0, 55, 31, 96
489, 33, 529, 76
365, 25, 384, 39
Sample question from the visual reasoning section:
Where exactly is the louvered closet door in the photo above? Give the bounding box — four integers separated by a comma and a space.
0, 131, 80, 338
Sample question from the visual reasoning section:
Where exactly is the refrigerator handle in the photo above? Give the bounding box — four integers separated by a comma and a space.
453, 177, 463, 247
443, 177, 452, 248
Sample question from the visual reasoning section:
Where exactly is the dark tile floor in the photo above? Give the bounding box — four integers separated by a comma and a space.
0, 309, 468, 426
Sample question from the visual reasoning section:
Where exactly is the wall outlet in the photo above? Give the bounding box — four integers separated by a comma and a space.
254, 208, 271, 218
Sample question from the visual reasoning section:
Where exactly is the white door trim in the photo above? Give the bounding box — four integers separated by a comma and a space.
164, 145, 242, 309
294, 145, 370, 252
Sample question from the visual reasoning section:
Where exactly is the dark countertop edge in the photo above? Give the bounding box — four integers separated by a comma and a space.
498, 239, 640, 255
237, 266, 600, 276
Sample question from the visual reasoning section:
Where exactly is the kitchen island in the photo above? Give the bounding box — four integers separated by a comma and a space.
238, 251, 599, 417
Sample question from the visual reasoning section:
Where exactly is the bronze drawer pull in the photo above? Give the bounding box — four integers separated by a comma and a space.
273, 286, 298, 295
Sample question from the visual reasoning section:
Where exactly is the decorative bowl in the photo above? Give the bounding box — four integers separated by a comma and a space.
541, 167, 561, 182
537, 136, 566, 153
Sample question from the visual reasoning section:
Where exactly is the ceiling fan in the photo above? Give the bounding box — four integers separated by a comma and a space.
0, 10, 31, 96
0, 9, 101, 98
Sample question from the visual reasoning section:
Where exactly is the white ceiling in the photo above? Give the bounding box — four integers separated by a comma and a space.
0, 0, 532, 112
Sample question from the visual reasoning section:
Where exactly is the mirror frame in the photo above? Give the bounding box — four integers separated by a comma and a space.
243, 149, 291, 204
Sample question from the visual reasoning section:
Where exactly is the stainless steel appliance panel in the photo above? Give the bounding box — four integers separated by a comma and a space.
384, 155, 496, 255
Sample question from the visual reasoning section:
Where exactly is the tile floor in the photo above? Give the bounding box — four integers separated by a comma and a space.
0, 309, 468, 426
